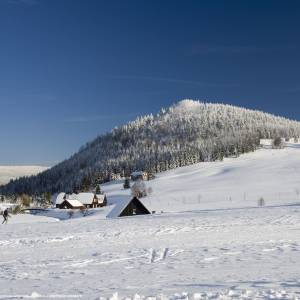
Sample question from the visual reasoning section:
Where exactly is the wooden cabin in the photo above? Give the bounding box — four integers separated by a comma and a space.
107, 197, 151, 218
58, 199, 84, 209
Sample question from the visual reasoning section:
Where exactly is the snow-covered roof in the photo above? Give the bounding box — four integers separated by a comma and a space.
70, 193, 95, 205
55, 192, 66, 205
63, 199, 83, 208
106, 198, 132, 218
96, 194, 106, 204
106, 197, 150, 218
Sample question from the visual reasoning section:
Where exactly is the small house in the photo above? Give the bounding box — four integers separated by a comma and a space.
130, 171, 148, 181
107, 197, 151, 218
58, 199, 84, 209
55, 192, 107, 209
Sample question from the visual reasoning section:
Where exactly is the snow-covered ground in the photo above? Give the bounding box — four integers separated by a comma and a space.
1, 142, 300, 299
104, 141, 300, 213
0, 166, 48, 185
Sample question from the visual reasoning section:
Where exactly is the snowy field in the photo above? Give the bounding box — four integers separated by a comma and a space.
105, 141, 300, 212
1, 142, 300, 299
0, 166, 48, 185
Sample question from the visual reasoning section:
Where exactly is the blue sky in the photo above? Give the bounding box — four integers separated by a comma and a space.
0, 0, 300, 165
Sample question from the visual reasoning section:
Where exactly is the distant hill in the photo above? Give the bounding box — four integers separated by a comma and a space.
1, 100, 300, 195
0, 166, 48, 186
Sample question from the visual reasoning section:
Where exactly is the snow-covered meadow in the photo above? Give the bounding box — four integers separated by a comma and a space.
1, 142, 300, 299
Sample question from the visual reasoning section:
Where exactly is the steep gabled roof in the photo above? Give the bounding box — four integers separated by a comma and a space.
106, 197, 150, 218
56, 192, 66, 205
107, 198, 130, 218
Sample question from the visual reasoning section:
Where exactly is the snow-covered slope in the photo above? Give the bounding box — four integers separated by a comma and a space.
0, 165, 48, 185
103, 141, 300, 212
1, 143, 300, 299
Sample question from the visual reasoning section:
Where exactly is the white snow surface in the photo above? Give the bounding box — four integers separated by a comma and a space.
1, 142, 300, 299
0, 165, 48, 185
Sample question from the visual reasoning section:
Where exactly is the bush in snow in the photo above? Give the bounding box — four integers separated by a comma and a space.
131, 179, 147, 198
258, 197, 265, 207
272, 137, 284, 149
11, 205, 21, 214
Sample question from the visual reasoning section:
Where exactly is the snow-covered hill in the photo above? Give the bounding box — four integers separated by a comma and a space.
1, 142, 300, 299
0, 165, 48, 185
3, 100, 300, 195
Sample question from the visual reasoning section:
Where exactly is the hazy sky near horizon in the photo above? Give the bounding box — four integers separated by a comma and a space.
1, 0, 300, 165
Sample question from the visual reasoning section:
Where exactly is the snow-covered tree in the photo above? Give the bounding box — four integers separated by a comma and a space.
131, 180, 147, 198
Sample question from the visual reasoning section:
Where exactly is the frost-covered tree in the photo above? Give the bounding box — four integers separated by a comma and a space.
131, 180, 147, 198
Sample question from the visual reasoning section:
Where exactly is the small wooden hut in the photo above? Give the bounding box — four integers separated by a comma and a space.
107, 197, 151, 218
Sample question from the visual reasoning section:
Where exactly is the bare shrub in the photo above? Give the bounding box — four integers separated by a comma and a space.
20, 194, 31, 208
11, 205, 22, 215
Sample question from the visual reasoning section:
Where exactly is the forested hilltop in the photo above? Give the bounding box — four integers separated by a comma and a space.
2, 100, 300, 196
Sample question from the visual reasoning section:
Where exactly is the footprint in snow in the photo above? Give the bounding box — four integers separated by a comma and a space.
262, 248, 277, 252
203, 257, 219, 261
223, 251, 241, 255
